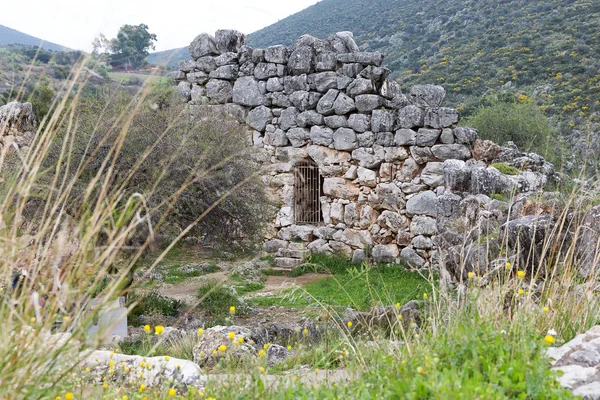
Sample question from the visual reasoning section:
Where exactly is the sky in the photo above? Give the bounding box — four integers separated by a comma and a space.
0, 0, 320, 52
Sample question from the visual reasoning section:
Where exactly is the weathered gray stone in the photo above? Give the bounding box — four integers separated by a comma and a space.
310, 72, 338, 93
333, 93, 356, 115
264, 45, 289, 64
278, 225, 315, 241
189, 33, 218, 59
400, 247, 425, 268
295, 34, 334, 54
270, 92, 292, 108
288, 46, 314, 75
254, 62, 278, 79
352, 249, 367, 264
324, 115, 347, 129
397, 105, 425, 129
344, 203, 358, 226
246, 106, 273, 132
378, 211, 408, 233
296, 110, 324, 127
232, 76, 266, 106
205, 79, 232, 104
179, 59, 196, 73
189, 85, 206, 103
346, 78, 375, 96
372, 244, 399, 263
215, 29, 246, 54
266, 77, 284, 92
440, 128, 454, 144
307, 145, 351, 165
214, 52, 238, 66
425, 107, 460, 128
406, 191, 438, 217
376, 132, 395, 147
177, 81, 192, 101
348, 114, 370, 133
355, 95, 384, 112
453, 127, 479, 145
310, 126, 334, 146
288, 91, 311, 111
186, 71, 209, 85
342, 63, 362, 78
412, 235, 433, 250
384, 146, 409, 162
374, 182, 405, 212
380, 79, 403, 100
251, 49, 265, 63
431, 144, 472, 161
336, 52, 384, 66
323, 178, 360, 199
284, 75, 309, 93
333, 127, 358, 151
352, 146, 386, 168
421, 162, 445, 187
357, 131, 376, 147
316, 52, 338, 71
286, 127, 310, 147
337, 74, 354, 90
410, 85, 446, 108
357, 167, 377, 187
334, 228, 372, 248
371, 109, 396, 133
394, 129, 417, 146
416, 128, 441, 146
316, 89, 339, 115
195, 56, 218, 73
264, 239, 289, 253
501, 215, 555, 273
264, 129, 289, 147
575, 205, 600, 278
279, 107, 299, 131
410, 146, 436, 164
410, 216, 438, 235
334, 32, 360, 52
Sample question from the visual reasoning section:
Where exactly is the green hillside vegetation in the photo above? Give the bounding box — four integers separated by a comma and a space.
146, 47, 185, 69
0, 24, 69, 52
247, 0, 599, 129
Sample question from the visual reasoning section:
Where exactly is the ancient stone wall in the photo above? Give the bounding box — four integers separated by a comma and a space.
170, 29, 550, 269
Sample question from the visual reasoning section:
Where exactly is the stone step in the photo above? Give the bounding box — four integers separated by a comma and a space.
276, 248, 308, 259
274, 257, 305, 269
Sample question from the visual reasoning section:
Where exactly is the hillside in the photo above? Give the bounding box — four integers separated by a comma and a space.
151, 0, 600, 128
146, 47, 187, 68
0, 24, 69, 52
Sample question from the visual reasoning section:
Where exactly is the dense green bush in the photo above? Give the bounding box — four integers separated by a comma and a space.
196, 279, 246, 318
45, 83, 269, 249
465, 100, 561, 165
127, 291, 184, 327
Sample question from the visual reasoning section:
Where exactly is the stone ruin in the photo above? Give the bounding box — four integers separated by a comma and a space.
170, 29, 559, 271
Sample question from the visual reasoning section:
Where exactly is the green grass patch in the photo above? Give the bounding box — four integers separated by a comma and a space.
160, 263, 220, 284
491, 162, 521, 176
234, 282, 265, 296
196, 279, 248, 321
263, 268, 285, 276
250, 264, 430, 311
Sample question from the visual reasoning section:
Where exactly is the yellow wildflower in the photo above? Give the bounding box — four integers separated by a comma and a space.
259, 366, 265, 373
423, 293, 428, 300
258, 349, 265, 357
287, 345, 292, 351
198, 328, 204, 336
109, 361, 115, 367
505, 262, 512, 269
155, 325, 164, 335
85, 367, 90, 373
347, 321, 353, 328
302, 328, 309, 336
518, 289, 524, 295
544, 306, 550, 313
229, 306, 236, 314
212, 350, 217, 355
517, 270, 525, 278
238, 337, 244, 344
165, 356, 170, 361
467, 272, 474, 279
395, 302, 401, 308
218, 345, 227, 352
545, 335, 555, 344
65, 394, 73, 400
122, 396, 127, 400
139, 384, 146, 393
144, 325, 151, 334
263, 343, 270, 350
103, 383, 108, 389
228, 332, 235, 340
168, 388, 177, 397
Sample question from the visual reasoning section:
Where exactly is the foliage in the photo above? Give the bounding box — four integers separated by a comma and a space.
27, 77, 54, 121
196, 279, 246, 318
106, 24, 157, 70
466, 100, 560, 164
491, 162, 521, 176
242, 0, 600, 130
44, 83, 269, 248
127, 291, 184, 327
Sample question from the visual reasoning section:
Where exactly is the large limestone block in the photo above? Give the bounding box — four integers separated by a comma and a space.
189, 33, 218, 59
406, 190, 438, 217
333, 127, 358, 151
215, 29, 246, 53
323, 178, 360, 199
307, 145, 351, 165
232, 76, 267, 106
410, 84, 446, 108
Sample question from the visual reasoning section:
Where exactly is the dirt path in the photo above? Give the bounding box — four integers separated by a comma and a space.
158, 271, 228, 303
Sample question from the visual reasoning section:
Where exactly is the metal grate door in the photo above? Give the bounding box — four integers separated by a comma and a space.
294, 163, 322, 224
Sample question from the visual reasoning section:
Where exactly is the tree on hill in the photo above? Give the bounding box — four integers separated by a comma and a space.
100, 24, 157, 71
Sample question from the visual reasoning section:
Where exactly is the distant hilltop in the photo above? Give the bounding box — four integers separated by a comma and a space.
0, 24, 70, 52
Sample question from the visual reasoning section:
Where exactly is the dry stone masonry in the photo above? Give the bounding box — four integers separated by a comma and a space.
170, 29, 554, 270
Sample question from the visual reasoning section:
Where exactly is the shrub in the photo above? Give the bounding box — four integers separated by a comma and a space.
127, 291, 184, 327
45, 83, 269, 249
490, 162, 520, 175
196, 279, 245, 318
465, 100, 561, 165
